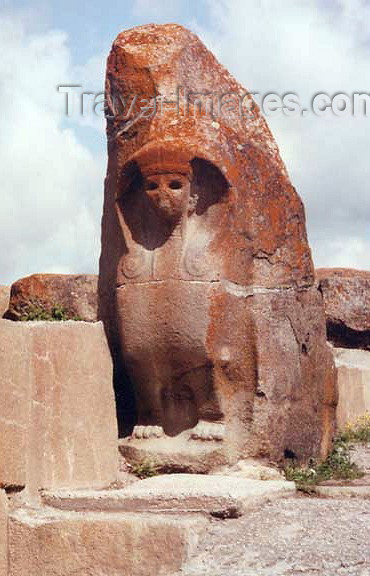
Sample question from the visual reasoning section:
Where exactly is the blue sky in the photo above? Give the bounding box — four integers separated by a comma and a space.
0, 0, 369, 284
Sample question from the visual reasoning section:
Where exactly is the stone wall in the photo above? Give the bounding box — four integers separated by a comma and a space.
334, 348, 370, 429
0, 320, 118, 498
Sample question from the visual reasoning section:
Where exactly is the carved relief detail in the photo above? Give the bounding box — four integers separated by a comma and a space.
120, 249, 150, 279
184, 244, 211, 278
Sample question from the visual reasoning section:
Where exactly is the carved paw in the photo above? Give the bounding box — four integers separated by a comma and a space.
132, 425, 164, 439
190, 421, 225, 442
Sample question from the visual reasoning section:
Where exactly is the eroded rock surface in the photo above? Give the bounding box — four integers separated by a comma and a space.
5, 274, 98, 322
99, 23, 336, 464
317, 268, 370, 350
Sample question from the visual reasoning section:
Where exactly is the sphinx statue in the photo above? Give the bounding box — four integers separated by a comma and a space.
98, 24, 337, 468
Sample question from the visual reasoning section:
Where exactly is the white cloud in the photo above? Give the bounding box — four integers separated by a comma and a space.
1, 1, 368, 288
195, 0, 370, 270
0, 12, 106, 285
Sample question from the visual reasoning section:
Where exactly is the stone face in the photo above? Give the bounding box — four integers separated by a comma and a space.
9, 507, 206, 576
0, 490, 8, 576
0, 320, 118, 497
5, 274, 98, 322
317, 268, 370, 350
334, 348, 370, 429
41, 475, 295, 517
99, 23, 336, 464
0, 286, 10, 317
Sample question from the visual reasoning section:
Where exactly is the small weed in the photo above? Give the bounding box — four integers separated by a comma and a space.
284, 437, 363, 492
19, 302, 82, 322
131, 460, 159, 479
338, 412, 370, 444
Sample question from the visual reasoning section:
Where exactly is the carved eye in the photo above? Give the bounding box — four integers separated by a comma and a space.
169, 180, 182, 190
146, 181, 159, 191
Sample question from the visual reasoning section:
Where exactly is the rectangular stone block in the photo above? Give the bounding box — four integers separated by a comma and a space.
9, 507, 206, 576
26, 321, 118, 495
42, 475, 295, 516
0, 321, 31, 489
334, 348, 370, 429
0, 320, 118, 497
0, 490, 8, 576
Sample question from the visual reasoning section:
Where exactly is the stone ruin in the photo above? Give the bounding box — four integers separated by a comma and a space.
1, 22, 369, 576
98, 23, 337, 468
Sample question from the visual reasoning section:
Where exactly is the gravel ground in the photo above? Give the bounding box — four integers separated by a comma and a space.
178, 495, 370, 576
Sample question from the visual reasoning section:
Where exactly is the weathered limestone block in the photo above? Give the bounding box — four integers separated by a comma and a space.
0, 286, 10, 318
5, 274, 98, 322
9, 507, 206, 576
41, 475, 295, 516
99, 24, 336, 464
317, 268, 370, 350
0, 320, 118, 496
0, 321, 30, 489
334, 348, 370, 429
0, 490, 8, 576
26, 321, 118, 496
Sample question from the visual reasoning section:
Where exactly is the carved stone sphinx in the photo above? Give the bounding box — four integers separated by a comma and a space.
98, 23, 337, 469
115, 147, 235, 444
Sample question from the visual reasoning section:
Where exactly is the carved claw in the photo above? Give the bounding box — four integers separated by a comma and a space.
190, 421, 225, 442
132, 425, 164, 439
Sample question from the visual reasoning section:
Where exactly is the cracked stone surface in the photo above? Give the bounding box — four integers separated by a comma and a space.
177, 496, 370, 576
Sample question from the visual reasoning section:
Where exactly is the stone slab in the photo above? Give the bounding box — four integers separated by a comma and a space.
0, 319, 118, 496
315, 484, 370, 499
334, 348, 370, 429
42, 474, 295, 517
0, 490, 8, 576
119, 435, 228, 474
9, 506, 207, 576
26, 321, 118, 496
0, 321, 31, 489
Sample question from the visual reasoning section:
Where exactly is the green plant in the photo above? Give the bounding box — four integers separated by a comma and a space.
131, 460, 159, 479
284, 437, 363, 492
19, 301, 82, 322
338, 412, 370, 444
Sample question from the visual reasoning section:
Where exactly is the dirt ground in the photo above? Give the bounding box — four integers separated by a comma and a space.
178, 495, 370, 576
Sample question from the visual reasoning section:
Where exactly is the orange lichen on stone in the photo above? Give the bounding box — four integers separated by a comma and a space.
99, 24, 336, 464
